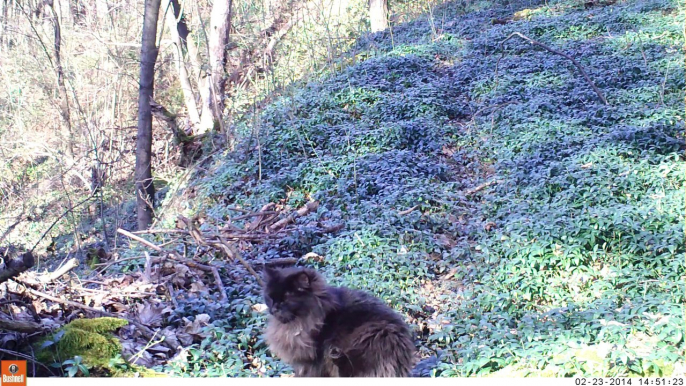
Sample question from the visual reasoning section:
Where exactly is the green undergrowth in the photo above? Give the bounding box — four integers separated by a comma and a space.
158, 0, 684, 377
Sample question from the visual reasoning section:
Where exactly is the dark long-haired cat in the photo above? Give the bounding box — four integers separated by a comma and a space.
263, 266, 417, 377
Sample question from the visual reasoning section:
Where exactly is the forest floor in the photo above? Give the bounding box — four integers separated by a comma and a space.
8, 0, 684, 378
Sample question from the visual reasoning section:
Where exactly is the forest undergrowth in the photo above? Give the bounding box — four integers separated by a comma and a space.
7, 0, 683, 378
147, 0, 685, 377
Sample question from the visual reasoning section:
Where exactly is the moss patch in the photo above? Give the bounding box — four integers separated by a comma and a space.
36, 317, 128, 369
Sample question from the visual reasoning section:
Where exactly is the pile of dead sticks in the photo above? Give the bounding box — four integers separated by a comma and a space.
0, 201, 342, 356
114, 200, 340, 289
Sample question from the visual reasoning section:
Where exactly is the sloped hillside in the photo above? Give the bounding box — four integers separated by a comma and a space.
156, 0, 684, 377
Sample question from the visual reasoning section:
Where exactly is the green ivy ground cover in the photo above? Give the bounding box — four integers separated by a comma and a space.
158, 0, 684, 377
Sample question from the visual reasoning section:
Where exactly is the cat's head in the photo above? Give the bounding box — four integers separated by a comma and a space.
262, 266, 326, 324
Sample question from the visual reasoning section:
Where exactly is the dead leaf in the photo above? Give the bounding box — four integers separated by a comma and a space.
301, 252, 324, 262
180, 314, 212, 342
135, 303, 168, 327
189, 281, 208, 293
252, 304, 268, 313
176, 330, 193, 346
160, 327, 181, 349
435, 234, 456, 248
103, 301, 128, 313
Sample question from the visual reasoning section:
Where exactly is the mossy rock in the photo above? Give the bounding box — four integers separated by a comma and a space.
36, 317, 128, 368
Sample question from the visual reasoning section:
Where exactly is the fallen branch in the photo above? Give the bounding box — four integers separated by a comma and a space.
78, 287, 157, 298
233, 210, 278, 222
268, 201, 319, 233
209, 266, 228, 301
465, 180, 498, 196
0, 318, 43, 333
38, 257, 79, 283
255, 257, 299, 266
497, 32, 608, 105
131, 229, 189, 235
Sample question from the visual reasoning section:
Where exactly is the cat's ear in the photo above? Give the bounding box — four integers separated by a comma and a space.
295, 272, 311, 291
263, 266, 279, 281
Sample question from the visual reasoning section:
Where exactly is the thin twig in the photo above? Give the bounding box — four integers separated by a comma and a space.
30, 193, 94, 253
636, 33, 648, 67
658, 65, 669, 107
217, 237, 264, 287
209, 266, 228, 301
465, 180, 499, 196
116, 228, 163, 252
131, 229, 189, 235
471, 101, 520, 120
398, 205, 419, 216
167, 284, 178, 309
498, 32, 608, 105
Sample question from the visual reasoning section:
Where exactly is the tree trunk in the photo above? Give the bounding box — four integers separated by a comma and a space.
46, 0, 74, 157
164, 0, 200, 127
208, 0, 232, 113
369, 0, 388, 32
135, 0, 161, 230
197, 0, 232, 135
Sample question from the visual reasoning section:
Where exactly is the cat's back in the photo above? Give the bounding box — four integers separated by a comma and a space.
333, 287, 408, 325
323, 287, 416, 377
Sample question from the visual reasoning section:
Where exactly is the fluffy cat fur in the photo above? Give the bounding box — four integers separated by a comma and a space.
263, 266, 417, 377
